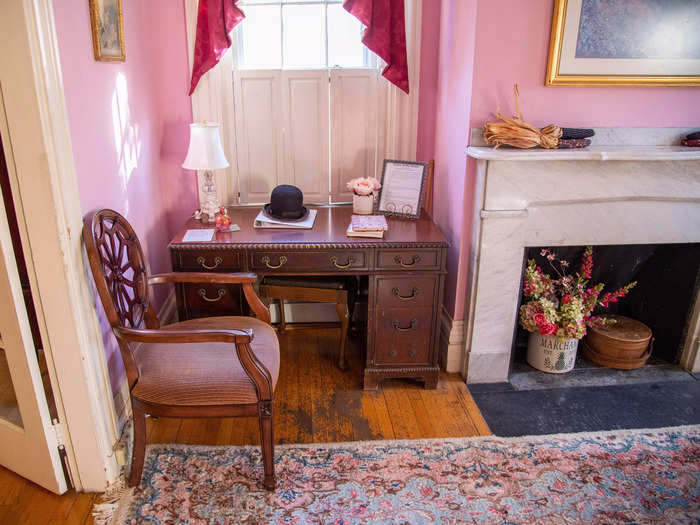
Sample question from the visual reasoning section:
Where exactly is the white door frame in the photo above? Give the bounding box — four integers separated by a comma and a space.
0, 0, 121, 491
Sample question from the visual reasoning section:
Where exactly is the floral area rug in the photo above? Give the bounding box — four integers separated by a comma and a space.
108, 426, 700, 524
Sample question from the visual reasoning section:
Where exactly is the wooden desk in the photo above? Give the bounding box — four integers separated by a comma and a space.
168, 206, 449, 389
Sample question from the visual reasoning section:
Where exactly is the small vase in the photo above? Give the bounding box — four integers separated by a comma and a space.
526, 332, 578, 373
353, 194, 374, 215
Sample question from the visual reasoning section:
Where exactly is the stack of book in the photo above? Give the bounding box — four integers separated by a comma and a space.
346, 214, 388, 238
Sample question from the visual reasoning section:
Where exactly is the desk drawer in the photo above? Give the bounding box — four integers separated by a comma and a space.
174, 250, 241, 272
374, 307, 433, 365
251, 250, 367, 272
376, 249, 440, 271
376, 276, 436, 308
180, 283, 243, 318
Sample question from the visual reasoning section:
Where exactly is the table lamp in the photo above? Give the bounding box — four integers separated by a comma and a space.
182, 122, 229, 223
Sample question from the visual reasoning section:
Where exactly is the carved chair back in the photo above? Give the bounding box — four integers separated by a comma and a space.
83, 210, 160, 385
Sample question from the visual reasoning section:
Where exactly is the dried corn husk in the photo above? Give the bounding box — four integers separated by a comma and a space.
483, 85, 561, 149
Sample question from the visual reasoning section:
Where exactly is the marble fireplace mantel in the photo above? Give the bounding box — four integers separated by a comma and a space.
462, 129, 700, 384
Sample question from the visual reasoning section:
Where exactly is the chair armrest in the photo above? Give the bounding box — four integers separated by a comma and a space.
114, 326, 253, 344
148, 272, 271, 324
148, 272, 258, 286
115, 325, 273, 400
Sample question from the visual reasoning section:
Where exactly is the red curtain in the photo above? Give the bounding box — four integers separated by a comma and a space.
343, 0, 409, 94
188, 0, 245, 95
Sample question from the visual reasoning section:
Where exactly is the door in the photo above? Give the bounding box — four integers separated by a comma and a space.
0, 135, 67, 494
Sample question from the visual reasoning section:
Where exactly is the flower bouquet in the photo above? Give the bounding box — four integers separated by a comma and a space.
520, 247, 636, 373
347, 177, 381, 215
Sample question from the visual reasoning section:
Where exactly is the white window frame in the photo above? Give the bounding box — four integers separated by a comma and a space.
185, 0, 421, 210
235, 0, 377, 71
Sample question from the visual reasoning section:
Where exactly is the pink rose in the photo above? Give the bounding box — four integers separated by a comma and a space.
561, 294, 572, 304
533, 313, 547, 326
538, 322, 558, 336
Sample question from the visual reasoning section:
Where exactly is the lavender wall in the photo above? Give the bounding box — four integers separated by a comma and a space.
53, 0, 196, 394
422, 0, 700, 321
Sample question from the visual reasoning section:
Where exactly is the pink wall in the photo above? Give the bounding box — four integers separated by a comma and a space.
469, 0, 700, 129
422, 0, 700, 321
427, 0, 477, 319
53, 0, 196, 394
416, 0, 441, 162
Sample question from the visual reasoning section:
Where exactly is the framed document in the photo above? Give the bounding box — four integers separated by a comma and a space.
376, 160, 428, 219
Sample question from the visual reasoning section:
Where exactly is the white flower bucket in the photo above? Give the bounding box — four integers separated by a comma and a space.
353, 194, 374, 215
526, 332, 579, 373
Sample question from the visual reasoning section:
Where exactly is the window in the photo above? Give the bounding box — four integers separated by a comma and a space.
232, 1, 383, 204
235, 0, 375, 70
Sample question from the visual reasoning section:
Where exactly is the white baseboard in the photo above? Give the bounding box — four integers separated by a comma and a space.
269, 301, 339, 324
113, 378, 132, 431
158, 290, 178, 325
440, 307, 465, 373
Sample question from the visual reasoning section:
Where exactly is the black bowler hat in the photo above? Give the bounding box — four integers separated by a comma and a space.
263, 185, 308, 221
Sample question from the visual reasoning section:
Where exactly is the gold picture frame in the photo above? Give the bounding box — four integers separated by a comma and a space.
546, 0, 700, 87
89, 0, 125, 62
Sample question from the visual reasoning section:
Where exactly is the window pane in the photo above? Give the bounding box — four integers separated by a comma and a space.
238, 5, 281, 69
282, 4, 325, 68
327, 4, 366, 68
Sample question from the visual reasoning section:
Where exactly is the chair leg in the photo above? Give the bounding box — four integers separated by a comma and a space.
336, 300, 350, 370
129, 407, 146, 487
258, 401, 275, 490
278, 299, 286, 333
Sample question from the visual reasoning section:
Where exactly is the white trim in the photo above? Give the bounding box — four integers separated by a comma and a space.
439, 307, 465, 373
0, 0, 121, 491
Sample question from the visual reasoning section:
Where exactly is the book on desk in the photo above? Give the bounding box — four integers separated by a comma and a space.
168, 205, 449, 390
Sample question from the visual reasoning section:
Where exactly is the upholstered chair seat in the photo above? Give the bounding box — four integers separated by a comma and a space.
132, 317, 280, 407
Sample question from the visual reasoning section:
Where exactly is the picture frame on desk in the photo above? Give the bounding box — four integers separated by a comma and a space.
375, 159, 429, 220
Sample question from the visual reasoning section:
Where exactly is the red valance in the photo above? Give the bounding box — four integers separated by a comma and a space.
189, 0, 409, 95
343, 0, 409, 94
188, 0, 245, 96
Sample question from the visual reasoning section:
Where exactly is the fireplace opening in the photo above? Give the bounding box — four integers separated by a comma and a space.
512, 243, 700, 375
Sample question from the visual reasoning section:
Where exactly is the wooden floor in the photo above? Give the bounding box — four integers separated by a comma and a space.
0, 327, 489, 524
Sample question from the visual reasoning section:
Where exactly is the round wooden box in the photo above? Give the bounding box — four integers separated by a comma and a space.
582, 315, 652, 370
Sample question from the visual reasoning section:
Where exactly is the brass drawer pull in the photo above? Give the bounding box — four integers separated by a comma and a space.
262, 255, 287, 269
408, 349, 417, 358
389, 349, 397, 358
392, 319, 417, 331
392, 287, 419, 300
330, 255, 355, 269
196, 256, 222, 270
394, 255, 421, 268
198, 288, 226, 302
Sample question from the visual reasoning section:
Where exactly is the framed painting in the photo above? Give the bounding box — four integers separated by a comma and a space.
546, 0, 700, 86
89, 0, 125, 62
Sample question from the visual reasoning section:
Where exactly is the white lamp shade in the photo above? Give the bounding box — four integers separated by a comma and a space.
182, 122, 229, 170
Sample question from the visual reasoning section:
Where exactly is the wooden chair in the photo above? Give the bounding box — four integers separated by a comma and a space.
83, 209, 279, 490
259, 277, 356, 369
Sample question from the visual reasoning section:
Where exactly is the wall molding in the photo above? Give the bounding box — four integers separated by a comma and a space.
439, 307, 465, 373
0, 0, 122, 491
